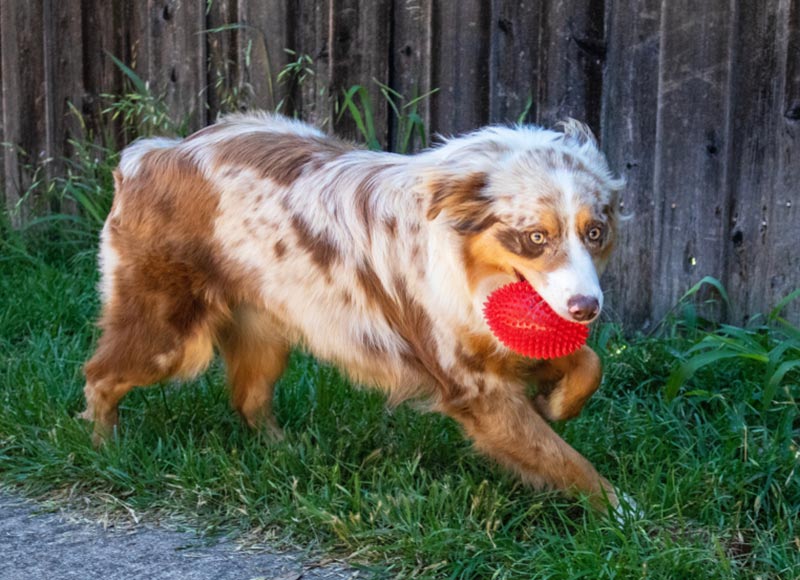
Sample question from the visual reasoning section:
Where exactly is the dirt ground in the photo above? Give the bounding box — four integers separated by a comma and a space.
0, 492, 360, 580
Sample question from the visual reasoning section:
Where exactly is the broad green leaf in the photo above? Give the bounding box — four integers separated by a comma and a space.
666, 350, 753, 401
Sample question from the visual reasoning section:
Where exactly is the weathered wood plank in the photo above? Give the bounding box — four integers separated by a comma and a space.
43, 0, 84, 214
650, 1, 734, 322
724, 0, 800, 323
390, 0, 432, 151
81, 0, 127, 147
293, 0, 333, 129
1, 0, 47, 224
330, 0, 392, 146
600, 0, 662, 329
488, 0, 543, 124
205, 0, 238, 120
775, 0, 800, 323
0, 14, 5, 212
145, 0, 206, 133
429, 0, 490, 136
123, 1, 151, 97
537, 0, 605, 132
236, 0, 294, 114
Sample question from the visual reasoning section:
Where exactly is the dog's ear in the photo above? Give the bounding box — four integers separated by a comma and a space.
425, 172, 496, 233
558, 118, 598, 148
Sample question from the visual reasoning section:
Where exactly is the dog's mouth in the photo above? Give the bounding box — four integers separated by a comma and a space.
511, 268, 576, 323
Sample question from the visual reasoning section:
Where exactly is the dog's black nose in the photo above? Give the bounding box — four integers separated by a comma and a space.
567, 295, 600, 322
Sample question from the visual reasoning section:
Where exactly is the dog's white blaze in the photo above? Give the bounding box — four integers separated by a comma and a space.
529, 172, 603, 321
539, 237, 603, 321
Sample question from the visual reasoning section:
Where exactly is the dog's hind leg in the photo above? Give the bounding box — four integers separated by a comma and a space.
82, 323, 215, 445
81, 276, 216, 446
531, 345, 602, 422
443, 388, 617, 511
217, 305, 289, 439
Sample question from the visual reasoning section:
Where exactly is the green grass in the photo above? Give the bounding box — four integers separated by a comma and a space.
0, 241, 798, 579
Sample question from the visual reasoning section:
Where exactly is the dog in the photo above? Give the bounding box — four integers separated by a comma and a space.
80, 113, 624, 511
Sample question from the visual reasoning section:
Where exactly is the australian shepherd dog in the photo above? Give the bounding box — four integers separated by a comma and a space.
80, 113, 625, 511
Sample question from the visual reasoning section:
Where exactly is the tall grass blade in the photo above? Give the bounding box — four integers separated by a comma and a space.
762, 359, 800, 410
666, 350, 754, 401
106, 53, 148, 95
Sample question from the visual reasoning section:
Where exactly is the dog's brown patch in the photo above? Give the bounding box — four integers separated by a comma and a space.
384, 216, 398, 237
290, 214, 340, 272
84, 145, 263, 440
355, 265, 462, 401
575, 203, 616, 265
458, 332, 539, 382
426, 172, 497, 234
213, 133, 351, 185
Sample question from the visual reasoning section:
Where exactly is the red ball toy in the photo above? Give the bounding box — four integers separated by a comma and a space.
483, 280, 589, 359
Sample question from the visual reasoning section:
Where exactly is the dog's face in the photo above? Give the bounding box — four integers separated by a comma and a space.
427, 124, 622, 324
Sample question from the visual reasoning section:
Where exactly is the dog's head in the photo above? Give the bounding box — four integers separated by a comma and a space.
426, 120, 624, 324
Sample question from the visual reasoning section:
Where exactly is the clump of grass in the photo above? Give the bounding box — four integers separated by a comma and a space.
1, 246, 798, 579
337, 81, 437, 153
102, 54, 189, 138
666, 281, 800, 411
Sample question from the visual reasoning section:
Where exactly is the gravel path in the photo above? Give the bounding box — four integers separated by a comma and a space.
0, 493, 361, 580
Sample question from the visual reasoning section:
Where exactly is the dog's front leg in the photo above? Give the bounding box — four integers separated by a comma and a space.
530, 345, 602, 422
442, 388, 617, 511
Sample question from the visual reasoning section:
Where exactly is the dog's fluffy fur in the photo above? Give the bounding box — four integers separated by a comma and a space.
81, 113, 624, 509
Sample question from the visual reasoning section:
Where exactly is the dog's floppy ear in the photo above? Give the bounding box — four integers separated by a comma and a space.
425, 172, 496, 234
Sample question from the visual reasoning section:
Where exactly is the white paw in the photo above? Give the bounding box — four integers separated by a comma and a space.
613, 492, 642, 523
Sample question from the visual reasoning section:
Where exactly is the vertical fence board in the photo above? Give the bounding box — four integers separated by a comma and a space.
489, 0, 543, 125
600, 0, 661, 329
390, 0, 433, 151
330, 0, 392, 146
145, 0, 206, 132
1, 0, 46, 224
724, 0, 799, 323
537, 0, 605, 132
650, 1, 734, 322
206, 0, 238, 120
430, 0, 490, 136
124, 2, 151, 90
294, 0, 333, 129
81, 0, 126, 146
236, 0, 293, 114
44, 0, 84, 215
775, 0, 800, 324
0, 16, 5, 211
779, 0, 800, 323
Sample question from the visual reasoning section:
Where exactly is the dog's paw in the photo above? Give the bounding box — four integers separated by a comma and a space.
612, 492, 643, 524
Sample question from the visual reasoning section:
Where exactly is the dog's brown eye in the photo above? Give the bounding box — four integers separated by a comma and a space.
530, 231, 547, 245
587, 226, 603, 242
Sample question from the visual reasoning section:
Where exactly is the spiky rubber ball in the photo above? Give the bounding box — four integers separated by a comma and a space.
483, 280, 589, 359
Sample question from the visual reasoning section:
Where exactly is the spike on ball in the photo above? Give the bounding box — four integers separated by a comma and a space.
483, 280, 589, 359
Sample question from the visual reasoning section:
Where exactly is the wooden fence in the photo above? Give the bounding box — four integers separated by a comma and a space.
1, 0, 798, 328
